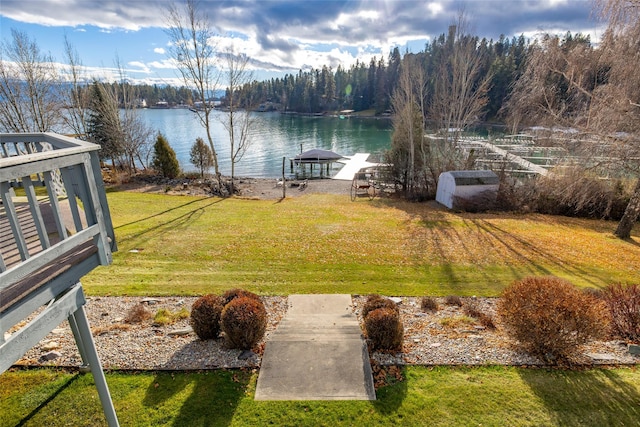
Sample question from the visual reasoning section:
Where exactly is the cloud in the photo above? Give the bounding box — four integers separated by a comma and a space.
0, 0, 602, 83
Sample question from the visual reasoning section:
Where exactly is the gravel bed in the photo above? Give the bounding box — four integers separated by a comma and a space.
12, 295, 638, 370
353, 296, 638, 367
14, 296, 288, 370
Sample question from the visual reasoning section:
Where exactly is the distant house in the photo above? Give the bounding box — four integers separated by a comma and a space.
436, 170, 500, 210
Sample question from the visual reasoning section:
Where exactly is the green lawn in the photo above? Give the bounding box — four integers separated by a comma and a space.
2, 366, 638, 427
3, 191, 640, 426
83, 190, 639, 296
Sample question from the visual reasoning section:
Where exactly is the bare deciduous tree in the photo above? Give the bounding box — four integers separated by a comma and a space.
507, 0, 640, 238
219, 48, 257, 194
114, 57, 153, 173
430, 15, 492, 142
388, 54, 427, 197
61, 35, 91, 138
165, 0, 221, 180
0, 29, 61, 132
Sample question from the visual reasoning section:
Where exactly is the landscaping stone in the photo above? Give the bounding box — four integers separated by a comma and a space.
40, 351, 62, 361
629, 344, 640, 355
238, 350, 256, 360
167, 327, 193, 337
586, 353, 619, 362
41, 341, 60, 351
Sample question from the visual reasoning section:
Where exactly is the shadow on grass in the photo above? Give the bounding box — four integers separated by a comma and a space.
142, 370, 251, 427
382, 199, 631, 289
372, 366, 409, 415
15, 373, 80, 427
115, 197, 225, 245
519, 368, 640, 426
115, 196, 224, 231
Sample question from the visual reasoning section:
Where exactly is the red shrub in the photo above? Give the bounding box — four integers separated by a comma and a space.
190, 294, 225, 340
221, 296, 267, 350
602, 283, 640, 342
498, 276, 609, 363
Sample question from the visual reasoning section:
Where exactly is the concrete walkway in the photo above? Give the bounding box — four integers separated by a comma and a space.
254, 294, 376, 401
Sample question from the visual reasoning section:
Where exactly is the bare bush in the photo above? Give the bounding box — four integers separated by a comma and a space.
362, 294, 399, 319
463, 301, 496, 330
221, 296, 267, 350
190, 294, 225, 340
602, 283, 640, 342
498, 276, 609, 363
420, 296, 439, 312
364, 307, 404, 351
124, 304, 152, 324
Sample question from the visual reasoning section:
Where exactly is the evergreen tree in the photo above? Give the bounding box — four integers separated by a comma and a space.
152, 132, 180, 178
190, 137, 214, 178
86, 80, 123, 166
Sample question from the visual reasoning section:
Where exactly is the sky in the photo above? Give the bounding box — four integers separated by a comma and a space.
0, 0, 603, 87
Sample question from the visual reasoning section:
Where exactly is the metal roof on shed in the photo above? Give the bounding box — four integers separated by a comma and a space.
446, 170, 499, 185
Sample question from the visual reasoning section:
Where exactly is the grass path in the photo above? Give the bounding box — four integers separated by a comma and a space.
2, 366, 639, 426
84, 191, 639, 296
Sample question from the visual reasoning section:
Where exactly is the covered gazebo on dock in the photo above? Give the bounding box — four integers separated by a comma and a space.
290, 149, 344, 179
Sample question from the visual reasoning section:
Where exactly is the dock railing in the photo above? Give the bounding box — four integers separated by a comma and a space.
0, 132, 119, 426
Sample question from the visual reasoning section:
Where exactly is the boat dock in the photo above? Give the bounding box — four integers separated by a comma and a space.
333, 153, 380, 181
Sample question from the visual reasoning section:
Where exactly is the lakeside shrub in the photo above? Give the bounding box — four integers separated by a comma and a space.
190, 294, 225, 340
602, 283, 640, 342
221, 296, 267, 350
151, 132, 180, 179
362, 294, 399, 319
364, 307, 403, 351
420, 296, 439, 312
498, 276, 609, 363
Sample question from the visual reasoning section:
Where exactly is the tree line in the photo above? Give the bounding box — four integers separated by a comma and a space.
237, 29, 528, 120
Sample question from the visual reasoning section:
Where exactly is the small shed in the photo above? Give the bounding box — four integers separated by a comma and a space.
436, 170, 500, 210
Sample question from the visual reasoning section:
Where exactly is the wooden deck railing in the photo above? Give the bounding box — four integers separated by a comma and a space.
0, 132, 119, 426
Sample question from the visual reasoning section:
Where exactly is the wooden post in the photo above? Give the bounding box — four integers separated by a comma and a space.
282, 157, 286, 199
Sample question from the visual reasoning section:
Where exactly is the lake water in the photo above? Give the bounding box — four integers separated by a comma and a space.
140, 109, 393, 178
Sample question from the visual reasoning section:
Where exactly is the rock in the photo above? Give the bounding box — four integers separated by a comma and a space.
238, 350, 256, 360
4, 332, 10, 341
389, 297, 402, 304
629, 344, 640, 355
51, 328, 68, 335
413, 339, 420, 343
141, 298, 161, 305
40, 351, 62, 361
586, 353, 619, 362
168, 327, 193, 337
430, 343, 442, 348
41, 341, 60, 351
474, 326, 486, 331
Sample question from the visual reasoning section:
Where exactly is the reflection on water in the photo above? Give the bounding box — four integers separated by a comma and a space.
141, 109, 392, 178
